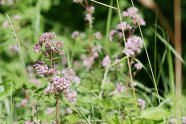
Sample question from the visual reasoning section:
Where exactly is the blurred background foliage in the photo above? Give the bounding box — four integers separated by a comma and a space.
0, 0, 185, 91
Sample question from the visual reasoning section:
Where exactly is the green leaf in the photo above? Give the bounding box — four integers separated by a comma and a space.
141, 107, 169, 121
0, 80, 15, 101
66, 114, 81, 123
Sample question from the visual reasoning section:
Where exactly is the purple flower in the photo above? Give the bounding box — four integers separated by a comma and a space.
52, 76, 71, 91
109, 30, 118, 41
85, 6, 95, 24
122, 7, 138, 18
116, 21, 131, 31
137, 98, 145, 110
65, 90, 77, 103
123, 35, 143, 56
45, 40, 64, 55
33, 43, 42, 53
94, 32, 102, 40
39, 32, 55, 44
45, 84, 55, 95
86, 6, 95, 14
33, 61, 49, 76
71, 31, 80, 39
134, 62, 143, 70
82, 56, 94, 69
62, 68, 76, 81
25, 120, 33, 124
85, 13, 93, 24
109, 30, 123, 41
102, 55, 111, 68
122, 7, 146, 26
113, 83, 125, 95
33, 61, 55, 77
73, 76, 81, 85
46, 107, 55, 115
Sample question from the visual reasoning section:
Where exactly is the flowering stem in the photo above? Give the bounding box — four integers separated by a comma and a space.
115, 0, 137, 106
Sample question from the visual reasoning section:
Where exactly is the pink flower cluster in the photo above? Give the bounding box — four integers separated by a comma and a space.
116, 21, 131, 31
94, 32, 102, 40
33, 32, 64, 56
33, 61, 55, 77
137, 98, 145, 110
109, 30, 123, 41
62, 68, 81, 85
113, 83, 125, 95
45, 76, 70, 93
81, 45, 101, 69
122, 7, 146, 26
102, 55, 111, 68
123, 35, 143, 56
39, 32, 56, 44
85, 6, 95, 25
71, 31, 80, 39
134, 62, 143, 70
109, 7, 145, 42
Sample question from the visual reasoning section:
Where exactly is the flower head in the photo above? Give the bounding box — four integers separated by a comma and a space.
33, 61, 55, 77
52, 76, 71, 91
94, 32, 102, 40
122, 7, 146, 26
65, 90, 77, 103
102, 55, 111, 68
134, 62, 143, 70
39, 32, 55, 44
123, 35, 143, 56
33, 43, 42, 53
116, 21, 131, 31
45, 84, 55, 95
137, 98, 145, 110
113, 83, 125, 95
71, 31, 80, 39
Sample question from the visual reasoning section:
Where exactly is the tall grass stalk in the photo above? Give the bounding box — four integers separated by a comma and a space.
154, 11, 158, 81
105, 0, 113, 39
174, 0, 182, 122
6, 14, 31, 121
129, 0, 166, 122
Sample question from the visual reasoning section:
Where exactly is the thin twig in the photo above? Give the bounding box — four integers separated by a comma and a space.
90, 0, 117, 10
